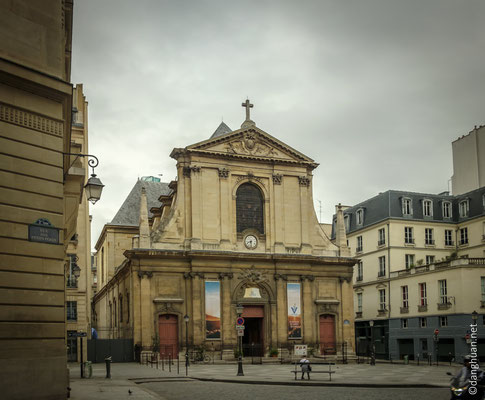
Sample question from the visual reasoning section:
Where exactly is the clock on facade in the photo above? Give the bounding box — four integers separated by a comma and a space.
244, 234, 258, 249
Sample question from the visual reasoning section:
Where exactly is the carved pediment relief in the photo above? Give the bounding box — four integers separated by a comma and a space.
223, 133, 279, 158
186, 128, 317, 166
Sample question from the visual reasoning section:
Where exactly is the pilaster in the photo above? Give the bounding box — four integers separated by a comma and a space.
220, 273, 234, 348
274, 273, 287, 348
301, 275, 314, 344
191, 272, 204, 345
138, 271, 153, 350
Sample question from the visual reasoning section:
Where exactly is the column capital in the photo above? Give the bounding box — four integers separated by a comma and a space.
274, 273, 288, 281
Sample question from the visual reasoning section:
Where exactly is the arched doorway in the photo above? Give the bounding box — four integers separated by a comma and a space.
158, 314, 178, 358
319, 314, 336, 355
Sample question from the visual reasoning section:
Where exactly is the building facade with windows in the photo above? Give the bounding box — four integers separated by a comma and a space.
332, 188, 485, 361
93, 112, 356, 360
65, 85, 94, 363
0, 1, 87, 398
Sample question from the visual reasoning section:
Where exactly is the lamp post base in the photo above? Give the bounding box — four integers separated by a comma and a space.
237, 356, 244, 376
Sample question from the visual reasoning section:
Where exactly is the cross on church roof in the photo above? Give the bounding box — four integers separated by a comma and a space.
241, 99, 256, 128
242, 99, 253, 121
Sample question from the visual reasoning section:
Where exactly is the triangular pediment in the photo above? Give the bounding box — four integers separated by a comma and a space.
186, 126, 317, 166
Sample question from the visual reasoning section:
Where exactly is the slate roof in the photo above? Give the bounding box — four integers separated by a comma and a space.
110, 180, 171, 226
210, 121, 232, 139
331, 187, 485, 238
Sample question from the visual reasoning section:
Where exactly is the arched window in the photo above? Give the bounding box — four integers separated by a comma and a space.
236, 183, 264, 234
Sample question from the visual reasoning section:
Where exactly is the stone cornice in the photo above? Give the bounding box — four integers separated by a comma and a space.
124, 248, 356, 267
183, 148, 318, 168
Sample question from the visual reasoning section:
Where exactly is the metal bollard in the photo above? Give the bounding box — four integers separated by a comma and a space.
105, 356, 112, 379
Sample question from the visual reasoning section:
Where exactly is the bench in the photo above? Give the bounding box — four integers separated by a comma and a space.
291, 362, 336, 381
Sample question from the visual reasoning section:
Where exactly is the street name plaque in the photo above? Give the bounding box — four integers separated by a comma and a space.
28, 219, 59, 245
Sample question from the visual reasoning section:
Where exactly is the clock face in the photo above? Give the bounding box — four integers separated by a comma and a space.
244, 235, 258, 249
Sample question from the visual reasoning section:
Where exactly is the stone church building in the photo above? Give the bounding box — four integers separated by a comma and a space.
93, 102, 356, 359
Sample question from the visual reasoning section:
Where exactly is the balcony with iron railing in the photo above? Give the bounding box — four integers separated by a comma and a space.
418, 304, 428, 312
377, 239, 385, 247
425, 239, 435, 246
356, 246, 363, 253
377, 270, 386, 278
390, 258, 485, 279
404, 238, 415, 245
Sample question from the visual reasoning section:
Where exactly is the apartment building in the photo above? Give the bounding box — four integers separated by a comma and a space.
332, 187, 485, 361
65, 85, 93, 363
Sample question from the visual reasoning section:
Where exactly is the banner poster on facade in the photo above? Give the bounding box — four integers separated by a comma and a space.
205, 281, 221, 339
287, 282, 302, 338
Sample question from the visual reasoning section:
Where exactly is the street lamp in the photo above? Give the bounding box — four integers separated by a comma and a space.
184, 314, 189, 376
236, 304, 244, 376
369, 320, 375, 366
64, 153, 104, 204
433, 328, 439, 366
472, 310, 478, 324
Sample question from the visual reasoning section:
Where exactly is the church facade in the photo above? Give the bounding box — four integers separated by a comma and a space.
93, 104, 356, 359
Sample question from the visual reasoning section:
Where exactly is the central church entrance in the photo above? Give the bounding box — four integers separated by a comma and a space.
242, 305, 264, 356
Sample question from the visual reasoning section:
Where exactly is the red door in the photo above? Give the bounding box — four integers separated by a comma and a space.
319, 314, 336, 355
159, 314, 178, 358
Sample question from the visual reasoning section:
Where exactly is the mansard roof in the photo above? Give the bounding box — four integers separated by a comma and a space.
110, 180, 171, 226
171, 125, 318, 168
331, 186, 485, 237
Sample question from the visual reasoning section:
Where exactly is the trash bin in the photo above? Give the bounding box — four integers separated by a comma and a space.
403, 355, 409, 365
84, 361, 92, 378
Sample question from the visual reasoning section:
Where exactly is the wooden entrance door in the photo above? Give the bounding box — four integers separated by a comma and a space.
319, 314, 336, 355
158, 314, 178, 358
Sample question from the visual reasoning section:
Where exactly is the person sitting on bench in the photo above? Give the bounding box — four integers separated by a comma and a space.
300, 356, 311, 380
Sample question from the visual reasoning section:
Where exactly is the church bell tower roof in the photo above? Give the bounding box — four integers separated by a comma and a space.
210, 121, 233, 139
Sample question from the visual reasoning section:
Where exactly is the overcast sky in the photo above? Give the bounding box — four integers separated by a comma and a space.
71, 0, 485, 251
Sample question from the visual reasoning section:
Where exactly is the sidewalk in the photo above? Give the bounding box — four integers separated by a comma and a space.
68, 359, 457, 398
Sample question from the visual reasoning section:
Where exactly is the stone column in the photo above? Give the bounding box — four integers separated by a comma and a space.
188, 167, 202, 249
219, 169, 231, 249
340, 277, 355, 353
272, 175, 285, 252
274, 274, 288, 355
139, 271, 153, 351
299, 177, 310, 252
220, 273, 234, 359
192, 273, 204, 345
302, 275, 314, 346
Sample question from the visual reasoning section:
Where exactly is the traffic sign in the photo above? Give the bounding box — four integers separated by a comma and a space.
236, 317, 245, 326
236, 325, 245, 330
237, 330, 244, 336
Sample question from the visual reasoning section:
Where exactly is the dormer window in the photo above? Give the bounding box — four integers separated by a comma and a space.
442, 201, 452, 219
344, 215, 350, 232
459, 199, 469, 218
402, 198, 413, 216
356, 208, 364, 226
423, 199, 433, 217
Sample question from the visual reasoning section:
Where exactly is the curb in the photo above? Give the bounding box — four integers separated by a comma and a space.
156, 376, 449, 389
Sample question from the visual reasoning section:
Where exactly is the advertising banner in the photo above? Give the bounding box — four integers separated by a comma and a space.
205, 281, 221, 339
287, 282, 302, 338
